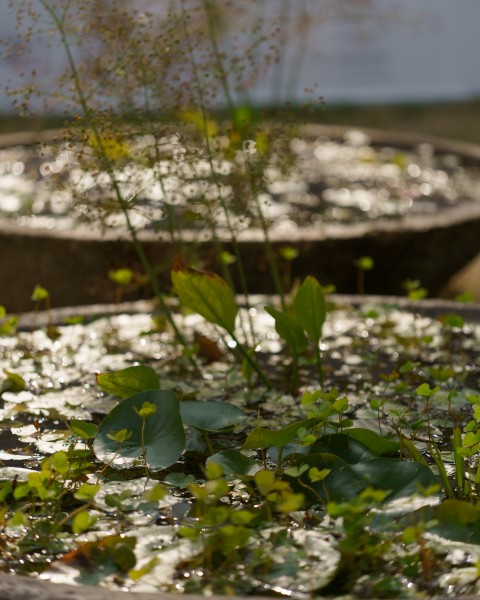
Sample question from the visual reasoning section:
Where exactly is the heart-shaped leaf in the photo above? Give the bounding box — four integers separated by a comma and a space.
180, 401, 245, 432
342, 428, 400, 457
96, 366, 159, 398
94, 390, 185, 471
207, 449, 260, 476
243, 418, 318, 450
310, 434, 376, 464
326, 458, 437, 502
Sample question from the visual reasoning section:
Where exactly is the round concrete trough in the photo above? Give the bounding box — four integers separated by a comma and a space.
2, 126, 480, 312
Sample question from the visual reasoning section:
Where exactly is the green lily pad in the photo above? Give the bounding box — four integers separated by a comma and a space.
93, 390, 185, 471
243, 418, 319, 450
429, 499, 480, 544
207, 449, 260, 476
310, 433, 376, 464
327, 458, 438, 502
342, 428, 400, 456
180, 401, 245, 432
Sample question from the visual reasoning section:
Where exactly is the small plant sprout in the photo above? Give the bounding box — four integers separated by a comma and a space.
294, 275, 327, 384
171, 257, 272, 388
266, 275, 326, 390
31, 284, 56, 336
415, 383, 440, 444
279, 245, 299, 292
134, 400, 158, 477
354, 256, 374, 295
402, 278, 428, 300
0, 306, 18, 336
108, 267, 134, 304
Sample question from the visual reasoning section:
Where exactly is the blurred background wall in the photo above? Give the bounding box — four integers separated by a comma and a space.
252, 0, 480, 105
1, 0, 480, 111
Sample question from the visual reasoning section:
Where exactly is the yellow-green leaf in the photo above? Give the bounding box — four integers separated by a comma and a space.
172, 258, 237, 332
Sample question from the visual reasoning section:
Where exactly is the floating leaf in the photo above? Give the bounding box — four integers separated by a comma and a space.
94, 390, 185, 471
243, 418, 319, 450
294, 276, 326, 343
172, 258, 237, 332
310, 434, 376, 464
207, 449, 260, 476
343, 428, 400, 456
437, 499, 477, 525
326, 458, 438, 503
180, 400, 245, 432
96, 365, 159, 399
69, 420, 98, 441
164, 472, 195, 488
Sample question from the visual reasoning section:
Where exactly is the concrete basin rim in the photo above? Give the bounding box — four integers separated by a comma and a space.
15, 293, 480, 330
3, 124, 480, 243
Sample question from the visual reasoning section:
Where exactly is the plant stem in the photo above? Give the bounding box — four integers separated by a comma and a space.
180, 2, 257, 345
203, 0, 287, 310
228, 330, 272, 389
314, 342, 324, 387
39, 0, 201, 375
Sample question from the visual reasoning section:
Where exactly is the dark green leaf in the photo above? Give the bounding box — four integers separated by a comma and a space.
310, 434, 376, 464
207, 449, 260, 476
93, 390, 185, 471
343, 428, 400, 456
243, 418, 319, 450
180, 401, 245, 432
294, 276, 326, 342
265, 306, 307, 355
327, 458, 437, 502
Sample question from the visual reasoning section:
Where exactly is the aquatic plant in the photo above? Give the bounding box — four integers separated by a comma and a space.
3, 1, 480, 597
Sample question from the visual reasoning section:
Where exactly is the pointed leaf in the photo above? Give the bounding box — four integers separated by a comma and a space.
93, 390, 185, 471
172, 258, 237, 332
265, 306, 307, 355
96, 366, 159, 398
294, 276, 326, 343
